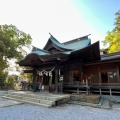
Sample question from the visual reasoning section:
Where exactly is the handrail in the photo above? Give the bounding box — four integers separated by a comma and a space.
91, 83, 120, 86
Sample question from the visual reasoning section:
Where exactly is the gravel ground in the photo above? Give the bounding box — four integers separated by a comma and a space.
0, 103, 120, 120
0, 98, 8, 101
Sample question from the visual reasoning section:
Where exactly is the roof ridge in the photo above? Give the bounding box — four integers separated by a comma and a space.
62, 34, 91, 45
49, 33, 61, 43
43, 34, 72, 51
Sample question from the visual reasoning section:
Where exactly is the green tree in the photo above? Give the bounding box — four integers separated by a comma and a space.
0, 24, 32, 73
5, 75, 18, 89
0, 24, 32, 88
0, 71, 8, 88
20, 73, 33, 83
102, 10, 120, 53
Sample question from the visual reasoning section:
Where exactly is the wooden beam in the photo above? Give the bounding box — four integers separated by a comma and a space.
23, 70, 33, 73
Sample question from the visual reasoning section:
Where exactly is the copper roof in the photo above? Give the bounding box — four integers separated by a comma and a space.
18, 34, 100, 66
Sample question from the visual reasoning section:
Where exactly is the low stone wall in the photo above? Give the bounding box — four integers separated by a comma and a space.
70, 94, 100, 104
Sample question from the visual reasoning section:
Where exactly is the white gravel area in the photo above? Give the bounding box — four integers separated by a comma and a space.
0, 103, 120, 120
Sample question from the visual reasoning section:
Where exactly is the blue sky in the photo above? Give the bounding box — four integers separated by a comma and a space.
0, 0, 120, 49
71, 0, 120, 36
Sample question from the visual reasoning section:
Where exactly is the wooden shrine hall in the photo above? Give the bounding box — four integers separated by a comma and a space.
18, 34, 120, 95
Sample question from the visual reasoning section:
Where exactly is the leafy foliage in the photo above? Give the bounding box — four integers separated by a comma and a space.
5, 75, 18, 89
0, 24, 32, 73
20, 73, 33, 83
102, 10, 120, 53
0, 71, 8, 88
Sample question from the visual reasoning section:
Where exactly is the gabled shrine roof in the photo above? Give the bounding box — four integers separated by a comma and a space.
31, 47, 51, 55
18, 34, 100, 66
63, 38, 91, 50
29, 34, 91, 58
43, 34, 90, 52
43, 35, 73, 51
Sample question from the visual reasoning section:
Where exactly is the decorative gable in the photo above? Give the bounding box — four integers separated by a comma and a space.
43, 34, 72, 53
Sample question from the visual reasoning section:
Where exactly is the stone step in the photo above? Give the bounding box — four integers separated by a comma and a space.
2, 96, 52, 108
101, 99, 112, 109
8, 92, 70, 101
2, 91, 70, 107
0, 91, 8, 96
3, 94, 55, 106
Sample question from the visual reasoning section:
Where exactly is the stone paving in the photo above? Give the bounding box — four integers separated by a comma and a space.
0, 90, 119, 108
0, 98, 23, 107
0, 91, 120, 120
0, 91, 23, 107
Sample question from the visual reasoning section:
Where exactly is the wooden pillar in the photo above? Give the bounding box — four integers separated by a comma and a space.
110, 88, 112, 96
98, 66, 101, 85
117, 65, 120, 83
54, 60, 59, 93
79, 70, 82, 82
32, 69, 37, 91
79, 63, 83, 82
100, 88, 102, 96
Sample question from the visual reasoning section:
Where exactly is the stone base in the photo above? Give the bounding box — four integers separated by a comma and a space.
70, 94, 100, 104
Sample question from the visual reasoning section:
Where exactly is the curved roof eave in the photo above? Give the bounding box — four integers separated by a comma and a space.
18, 50, 70, 66
71, 41, 100, 60
64, 38, 91, 50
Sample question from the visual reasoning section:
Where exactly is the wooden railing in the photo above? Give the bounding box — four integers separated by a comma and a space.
90, 83, 120, 86
63, 81, 89, 86
63, 81, 90, 94
63, 82, 120, 95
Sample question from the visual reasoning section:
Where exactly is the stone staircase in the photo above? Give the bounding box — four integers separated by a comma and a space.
2, 91, 70, 107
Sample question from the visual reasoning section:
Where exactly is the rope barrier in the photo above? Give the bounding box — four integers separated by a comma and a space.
34, 67, 55, 76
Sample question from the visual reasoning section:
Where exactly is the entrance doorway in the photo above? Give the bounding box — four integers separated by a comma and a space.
101, 72, 108, 83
